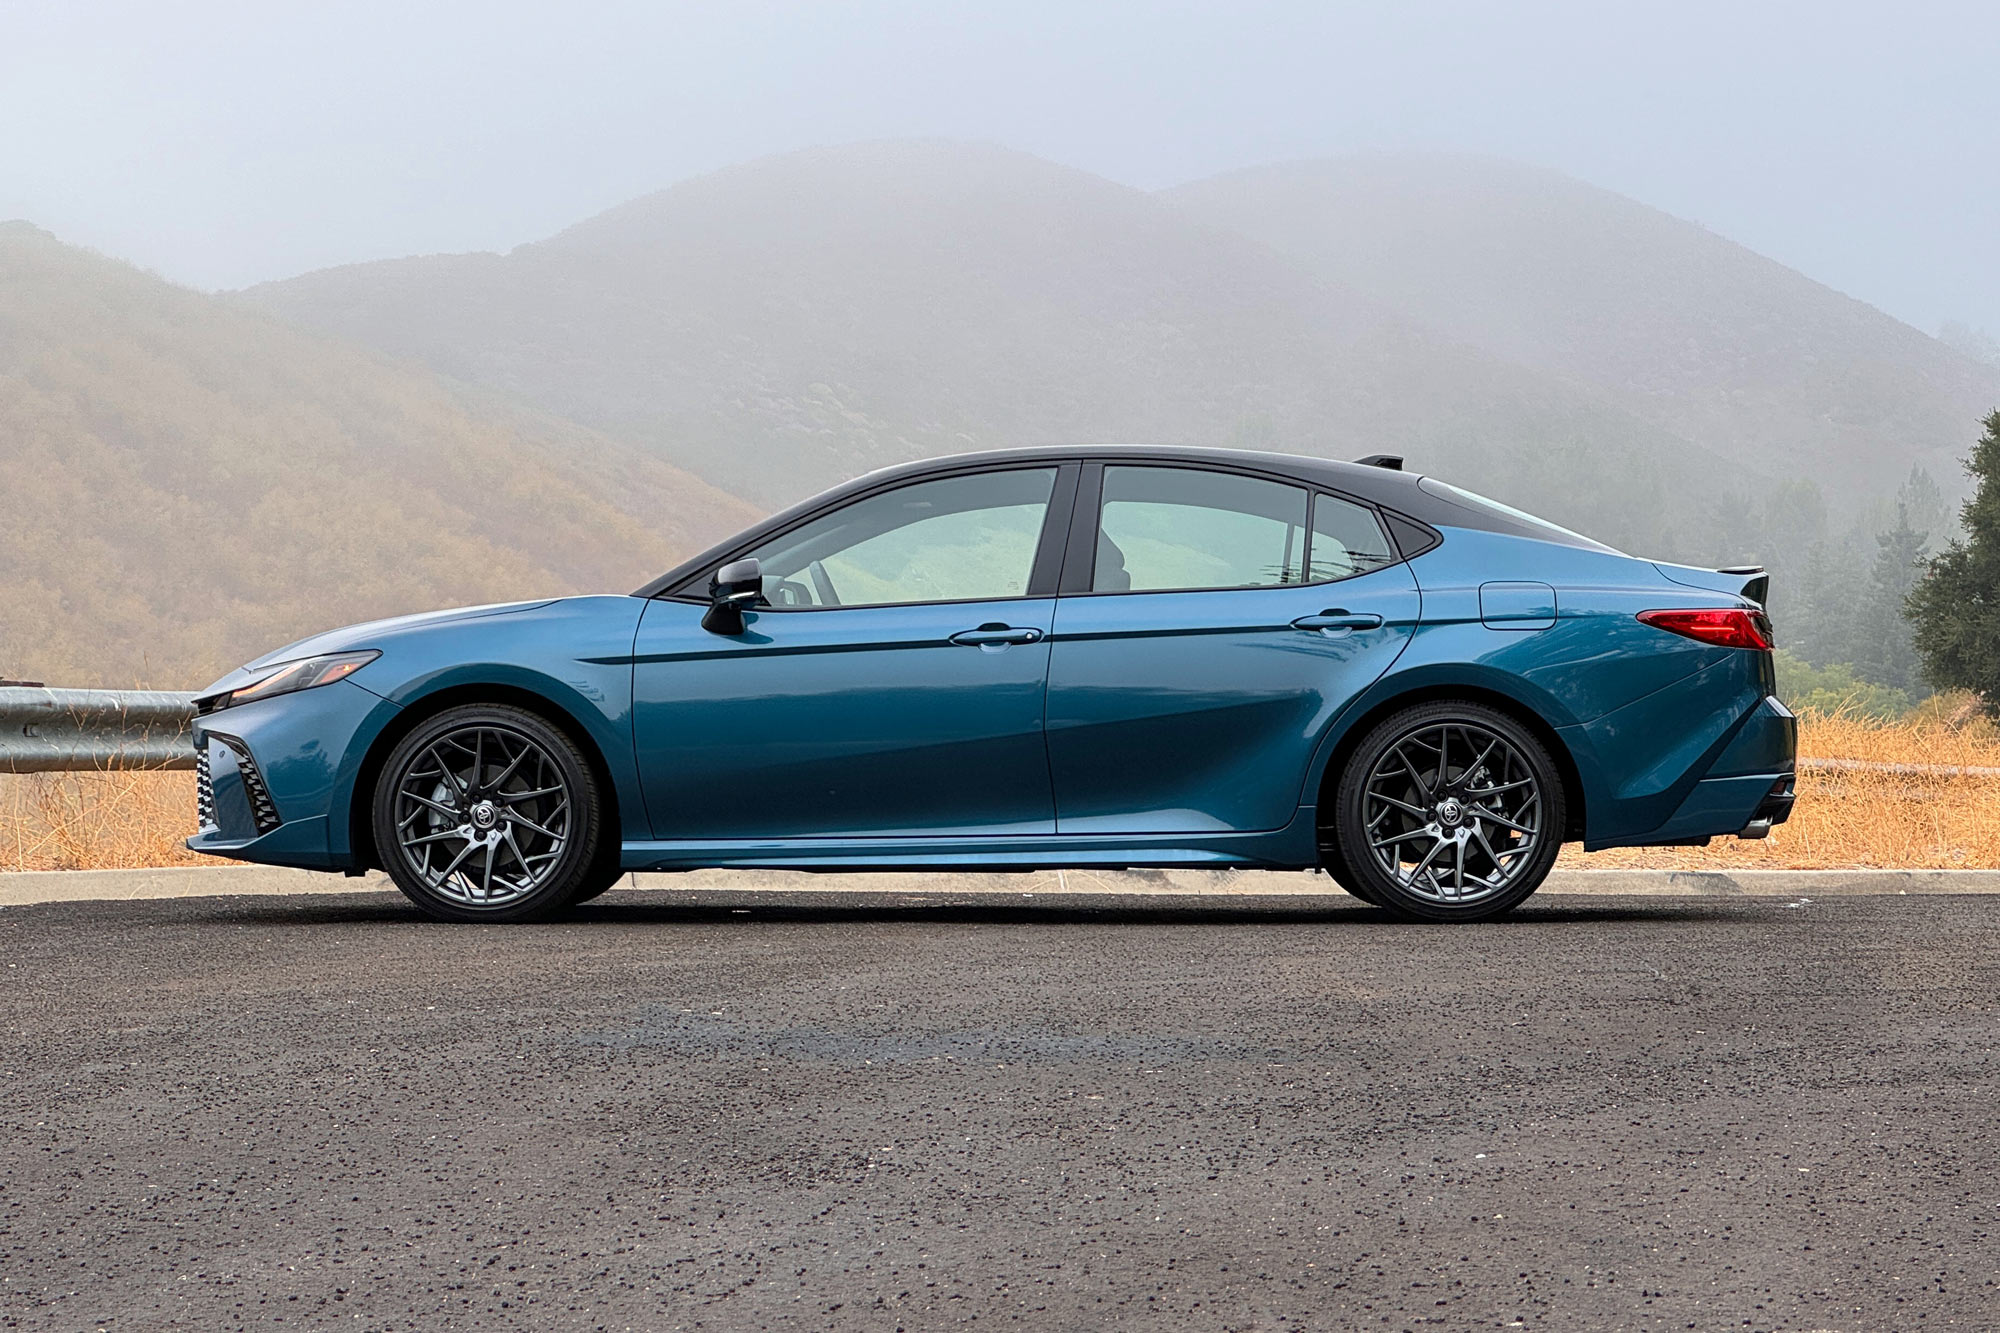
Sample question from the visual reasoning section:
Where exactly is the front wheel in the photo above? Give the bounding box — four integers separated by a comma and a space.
371, 705, 602, 922
572, 860, 628, 904
1332, 701, 1565, 922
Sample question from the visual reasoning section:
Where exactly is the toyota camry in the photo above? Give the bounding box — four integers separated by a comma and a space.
189, 447, 1796, 922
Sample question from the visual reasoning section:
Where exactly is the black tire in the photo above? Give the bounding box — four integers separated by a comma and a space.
1332, 701, 1565, 923
371, 704, 602, 922
572, 859, 628, 904
1317, 835, 1381, 905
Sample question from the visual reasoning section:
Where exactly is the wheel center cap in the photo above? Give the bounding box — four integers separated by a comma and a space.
470, 801, 498, 830
1436, 797, 1465, 827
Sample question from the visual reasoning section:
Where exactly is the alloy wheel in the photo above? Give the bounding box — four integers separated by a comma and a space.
390, 723, 573, 908
1360, 720, 1544, 905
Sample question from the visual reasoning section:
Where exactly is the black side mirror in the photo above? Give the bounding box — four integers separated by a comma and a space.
701, 557, 763, 635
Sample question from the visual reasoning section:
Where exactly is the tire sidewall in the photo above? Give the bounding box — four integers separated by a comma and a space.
1336, 701, 1565, 922
1318, 836, 1381, 905
371, 705, 600, 922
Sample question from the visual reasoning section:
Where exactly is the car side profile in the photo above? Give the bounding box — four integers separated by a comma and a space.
188, 447, 1796, 922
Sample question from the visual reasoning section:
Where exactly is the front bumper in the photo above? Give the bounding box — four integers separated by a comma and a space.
185, 679, 397, 870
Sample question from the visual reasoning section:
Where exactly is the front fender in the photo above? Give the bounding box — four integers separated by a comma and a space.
234, 595, 650, 866
368, 659, 644, 857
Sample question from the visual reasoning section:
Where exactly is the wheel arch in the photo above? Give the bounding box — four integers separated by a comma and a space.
346, 683, 623, 872
1309, 681, 1587, 845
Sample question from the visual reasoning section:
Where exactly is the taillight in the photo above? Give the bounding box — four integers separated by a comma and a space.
1636, 608, 1773, 650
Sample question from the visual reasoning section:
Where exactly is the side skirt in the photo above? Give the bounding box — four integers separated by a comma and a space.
623, 808, 1321, 873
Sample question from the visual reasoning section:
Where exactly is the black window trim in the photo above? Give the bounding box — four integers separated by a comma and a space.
661, 460, 1083, 611
1055, 458, 1411, 598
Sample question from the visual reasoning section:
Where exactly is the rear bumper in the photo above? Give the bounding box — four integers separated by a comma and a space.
1583, 692, 1797, 850
1591, 770, 1794, 849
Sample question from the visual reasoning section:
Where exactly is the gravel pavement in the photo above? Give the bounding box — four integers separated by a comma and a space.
3, 889, 1997, 1331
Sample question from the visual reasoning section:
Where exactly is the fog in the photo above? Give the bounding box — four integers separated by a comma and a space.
4, 0, 1997, 337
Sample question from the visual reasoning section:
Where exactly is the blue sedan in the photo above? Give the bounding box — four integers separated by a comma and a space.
189, 447, 1796, 922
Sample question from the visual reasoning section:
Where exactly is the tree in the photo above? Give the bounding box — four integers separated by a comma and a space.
1898, 465, 1949, 543
1907, 412, 2000, 714
1856, 503, 1927, 691
1784, 533, 1867, 668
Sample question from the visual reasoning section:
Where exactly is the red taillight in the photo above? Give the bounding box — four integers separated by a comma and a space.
1637, 608, 1773, 650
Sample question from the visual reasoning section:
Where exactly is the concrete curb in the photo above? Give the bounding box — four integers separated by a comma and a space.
3, 864, 2000, 908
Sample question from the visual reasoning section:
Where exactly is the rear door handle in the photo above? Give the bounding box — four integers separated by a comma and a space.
1293, 610, 1383, 634
950, 624, 1045, 647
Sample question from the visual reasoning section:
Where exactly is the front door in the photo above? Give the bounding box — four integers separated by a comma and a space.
633, 465, 1070, 840
1044, 464, 1421, 834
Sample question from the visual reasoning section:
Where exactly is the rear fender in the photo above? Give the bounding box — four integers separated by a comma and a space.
1299, 648, 1588, 816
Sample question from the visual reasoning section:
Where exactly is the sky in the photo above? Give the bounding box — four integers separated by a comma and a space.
3, 0, 1997, 337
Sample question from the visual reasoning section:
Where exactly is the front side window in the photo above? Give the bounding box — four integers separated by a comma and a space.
746, 468, 1057, 608
1094, 466, 1308, 592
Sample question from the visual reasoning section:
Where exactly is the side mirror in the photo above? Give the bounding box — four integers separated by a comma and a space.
701, 557, 763, 635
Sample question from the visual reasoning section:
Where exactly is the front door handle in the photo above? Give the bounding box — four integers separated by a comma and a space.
1293, 609, 1383, 634
950, 624, 1045, 647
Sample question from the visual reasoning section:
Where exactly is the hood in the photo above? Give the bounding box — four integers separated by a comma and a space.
200, 600, 556, 697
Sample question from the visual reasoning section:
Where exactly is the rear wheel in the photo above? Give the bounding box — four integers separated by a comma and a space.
371, 705, 601, 922
1333, 701, 1564, 922
1317, 837, 1381, 905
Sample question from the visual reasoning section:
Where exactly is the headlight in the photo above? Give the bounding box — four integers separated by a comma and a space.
221, 651, 380, 707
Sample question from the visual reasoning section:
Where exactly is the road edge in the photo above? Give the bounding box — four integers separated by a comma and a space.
3, 864, 1999, 907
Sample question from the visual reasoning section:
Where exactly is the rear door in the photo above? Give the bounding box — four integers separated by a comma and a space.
1043, 462, 1420, 834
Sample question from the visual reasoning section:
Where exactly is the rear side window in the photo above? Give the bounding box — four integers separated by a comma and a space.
1095, 466, 1307, 592
1308, 494, 1399, 582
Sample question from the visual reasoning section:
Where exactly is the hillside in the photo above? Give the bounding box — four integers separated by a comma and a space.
0, 223, 757, 687
244, 141, 1754, 562
1167, 153, 2000, 501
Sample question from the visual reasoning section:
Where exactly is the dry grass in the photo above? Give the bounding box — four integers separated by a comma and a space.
0, 770, 207, 872
5, 698, 2000, 873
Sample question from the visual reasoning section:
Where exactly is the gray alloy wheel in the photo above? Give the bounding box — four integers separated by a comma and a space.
371, 705, 600, 922
1334, 701, 1565, 922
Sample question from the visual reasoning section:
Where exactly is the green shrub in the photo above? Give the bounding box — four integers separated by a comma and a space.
1774, 650, 1914, 720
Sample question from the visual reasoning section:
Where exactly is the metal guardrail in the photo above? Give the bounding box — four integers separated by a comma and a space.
0, 688, 198, 773
1799, 756, 2000, 778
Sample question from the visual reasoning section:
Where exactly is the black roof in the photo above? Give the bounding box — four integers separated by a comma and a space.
636, 445, 1602, 596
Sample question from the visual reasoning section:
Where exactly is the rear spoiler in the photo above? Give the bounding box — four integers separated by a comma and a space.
1653, 562, 1769, 608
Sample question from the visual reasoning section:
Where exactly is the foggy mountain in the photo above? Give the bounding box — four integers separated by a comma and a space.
0, 222, 756, 686
243, 141, 1760, 563
19, 141, 1992, 685
1168, 153, 2000, 501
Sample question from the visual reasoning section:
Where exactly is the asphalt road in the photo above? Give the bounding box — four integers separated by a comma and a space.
3, 890, 1997, 1332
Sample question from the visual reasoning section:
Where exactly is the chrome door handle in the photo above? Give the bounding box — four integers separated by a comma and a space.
949, 625, 1044, 647
1293, 610, 1383, 634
